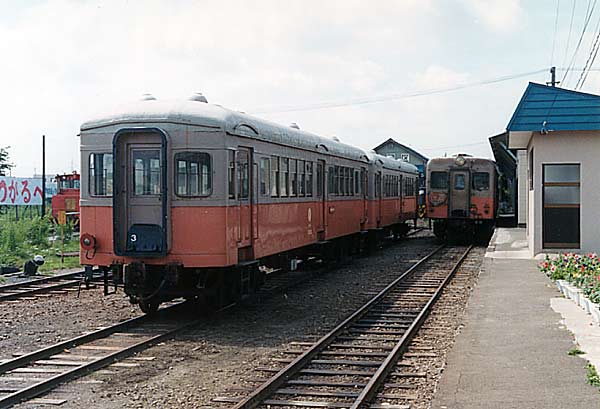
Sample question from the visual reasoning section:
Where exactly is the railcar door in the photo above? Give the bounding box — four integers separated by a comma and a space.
316, 160, 326, 237
113, 129, 167, 256
360, 167, 368, 228
237, 148, 253, 248
449, 170, 470, 218
376, 172, 382, 226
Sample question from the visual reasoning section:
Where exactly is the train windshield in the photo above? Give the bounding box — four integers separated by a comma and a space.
430, 171, 448, 189
473, 172, 490, 190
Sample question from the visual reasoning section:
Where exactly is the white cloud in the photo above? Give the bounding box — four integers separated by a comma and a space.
462, 0, 524, 33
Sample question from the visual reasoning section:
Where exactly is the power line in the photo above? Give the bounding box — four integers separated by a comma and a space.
563, 0, 578, 68
575, 8, 600, 88
562, 0, 597, 85
551, 0, 561, 66
252, 69, 548, 115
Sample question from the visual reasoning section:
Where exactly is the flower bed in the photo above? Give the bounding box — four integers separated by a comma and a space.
539, 253, 600, 323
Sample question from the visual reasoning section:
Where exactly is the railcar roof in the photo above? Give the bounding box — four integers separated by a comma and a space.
367, 152, 419, 174
81, 99, 370, 162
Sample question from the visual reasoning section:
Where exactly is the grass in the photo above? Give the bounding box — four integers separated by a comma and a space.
587, 364, 600, 389
568, 347, 585, 356
0, 212, 81, 274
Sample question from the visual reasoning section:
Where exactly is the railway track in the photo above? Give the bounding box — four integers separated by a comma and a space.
213, 244, 472, 409
0, 270, 96, 303
0, 302, 197, 407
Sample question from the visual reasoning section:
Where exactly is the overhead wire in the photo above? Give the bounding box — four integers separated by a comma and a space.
551, 0, 561, 66
251, 69, 548, 115
562, 0, 578, 68
575, 8, 600, 88
562, 0, 598, 85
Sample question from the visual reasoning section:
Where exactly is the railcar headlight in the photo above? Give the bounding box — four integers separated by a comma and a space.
455, 156, 466, 166
80, 233, 96, 251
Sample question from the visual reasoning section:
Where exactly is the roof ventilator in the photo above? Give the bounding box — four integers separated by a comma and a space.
290, 122, 300, 129
141, 93, 156, 101
189, 92, 208, 103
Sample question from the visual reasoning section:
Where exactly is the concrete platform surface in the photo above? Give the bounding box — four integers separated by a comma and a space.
431, 228, 600, 408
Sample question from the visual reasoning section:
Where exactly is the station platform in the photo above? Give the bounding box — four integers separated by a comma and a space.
431, 228, 600, 409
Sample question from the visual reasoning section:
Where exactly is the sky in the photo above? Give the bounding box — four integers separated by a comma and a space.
1, 0, 600, 176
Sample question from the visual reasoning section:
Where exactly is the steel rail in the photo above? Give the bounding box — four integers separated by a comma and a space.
0, 314, 195, 407
349, 244, 473, 409
0, 270, 85, 292
231, 244, 447, 409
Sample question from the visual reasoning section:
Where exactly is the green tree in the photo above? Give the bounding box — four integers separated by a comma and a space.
0, 146, 13, 176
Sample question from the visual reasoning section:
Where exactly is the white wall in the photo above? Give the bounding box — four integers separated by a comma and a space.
517, 150, 527, 226
528, 131, 600, 255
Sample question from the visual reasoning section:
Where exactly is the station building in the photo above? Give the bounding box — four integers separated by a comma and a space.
506, 82, 600, 255
373, 138, 428, 187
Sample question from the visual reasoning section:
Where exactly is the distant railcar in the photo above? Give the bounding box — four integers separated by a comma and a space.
51, 172, 80, 227
426, 155, 497, 240
79, 95, 419, 313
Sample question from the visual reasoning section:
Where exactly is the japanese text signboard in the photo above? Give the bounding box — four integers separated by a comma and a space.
0, 177, 43, 206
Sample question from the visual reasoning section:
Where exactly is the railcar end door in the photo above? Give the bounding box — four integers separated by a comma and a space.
449, 170, 470, 218
113, 129, 168, 256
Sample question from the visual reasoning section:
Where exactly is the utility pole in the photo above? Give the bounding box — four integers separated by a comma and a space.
547, 66, 560, 87
41, 134, 46, 217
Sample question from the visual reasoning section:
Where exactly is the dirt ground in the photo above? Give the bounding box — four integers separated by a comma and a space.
9, 236, 442, 408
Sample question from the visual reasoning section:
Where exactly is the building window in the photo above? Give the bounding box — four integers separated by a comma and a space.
175, 152, 211, 196
543, 164, 580, 249
133, 150, 161, 196
430, 171, 448, 189
89, 153, 113, 196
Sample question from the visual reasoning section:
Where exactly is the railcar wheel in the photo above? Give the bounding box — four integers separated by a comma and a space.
139, 299, 160, 315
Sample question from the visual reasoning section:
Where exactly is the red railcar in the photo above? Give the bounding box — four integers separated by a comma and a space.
426, 155, 497, 240
51, 172, 80, 227
78, 96, 419, 313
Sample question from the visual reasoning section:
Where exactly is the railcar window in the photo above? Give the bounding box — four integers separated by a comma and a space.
228, 151, 235, 199
260, 158, 270, 196
175, 152, 211, 197
290, 159, 297, 197
430, 171, 448, 189
317, 163, 323, 197
306, 162, 313, 196
454, 174, 465, 190
472, 172, 490, 191
237, 151, 249, 199
328, 166, 334, 195
299, 160, 306, 196
280, 158, 289, 197
355, 170, 360, 195
349, 169, 354, 195
89, 153, 113, 196
133, 150, 161, 196
375, 173, 381, 197
270, 156, 279, 197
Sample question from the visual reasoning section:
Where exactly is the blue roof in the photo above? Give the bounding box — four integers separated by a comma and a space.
507, 82, 600, 132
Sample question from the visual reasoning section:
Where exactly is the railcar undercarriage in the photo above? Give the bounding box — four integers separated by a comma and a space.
101, 223, 414, 314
